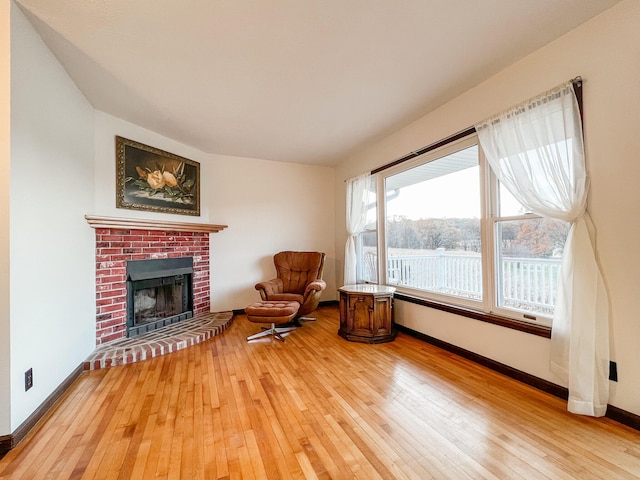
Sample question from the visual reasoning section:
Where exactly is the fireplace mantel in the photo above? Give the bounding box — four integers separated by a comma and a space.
85, 215, 227, 233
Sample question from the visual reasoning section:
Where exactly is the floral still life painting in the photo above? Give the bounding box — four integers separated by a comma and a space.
116, 136, 200, 216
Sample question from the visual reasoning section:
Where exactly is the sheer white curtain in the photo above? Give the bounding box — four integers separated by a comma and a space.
475, 81, 610, 416
344, 172, 371, 285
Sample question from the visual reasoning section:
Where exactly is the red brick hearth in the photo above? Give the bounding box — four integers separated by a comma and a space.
84, 311, 233, 370
94, 228, 210, 344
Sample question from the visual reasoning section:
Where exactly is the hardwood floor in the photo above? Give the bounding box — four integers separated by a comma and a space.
1, 305, 640, 479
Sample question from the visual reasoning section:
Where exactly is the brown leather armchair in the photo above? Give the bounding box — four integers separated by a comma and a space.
255, 251, 326, 321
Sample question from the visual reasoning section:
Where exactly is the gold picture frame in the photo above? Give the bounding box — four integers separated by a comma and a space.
116, 136, 200, 216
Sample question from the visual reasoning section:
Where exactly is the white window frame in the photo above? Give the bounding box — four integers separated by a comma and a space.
373, 133, 556, 327
487, 173, 558, 326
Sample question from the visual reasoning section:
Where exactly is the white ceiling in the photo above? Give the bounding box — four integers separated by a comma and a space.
15, 0, 621, 166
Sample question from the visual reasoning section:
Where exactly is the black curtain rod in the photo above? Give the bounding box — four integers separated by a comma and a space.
572, 76, 583, 123
369, 76, 583, 177
370, 127, 476, 175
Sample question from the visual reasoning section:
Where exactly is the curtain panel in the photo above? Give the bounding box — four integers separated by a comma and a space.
344, 173, 371, 285
475, 81, 610, 416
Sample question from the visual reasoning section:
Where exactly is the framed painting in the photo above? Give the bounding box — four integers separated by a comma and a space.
116, 136, 200, 216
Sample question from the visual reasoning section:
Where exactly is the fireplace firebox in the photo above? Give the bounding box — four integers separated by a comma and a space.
126, 257, 194, 337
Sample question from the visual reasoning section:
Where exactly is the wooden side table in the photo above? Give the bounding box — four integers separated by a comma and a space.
338, 284, 396, 344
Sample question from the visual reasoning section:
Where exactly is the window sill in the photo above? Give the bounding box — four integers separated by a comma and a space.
393, 292, 551, 338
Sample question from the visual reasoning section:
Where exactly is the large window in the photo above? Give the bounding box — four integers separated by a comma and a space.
385, 141, 482, 307
365, 134, 568, 327
492, 184, 569, 321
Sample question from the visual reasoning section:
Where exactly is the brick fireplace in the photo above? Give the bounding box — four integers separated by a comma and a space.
86, 216, 227, 345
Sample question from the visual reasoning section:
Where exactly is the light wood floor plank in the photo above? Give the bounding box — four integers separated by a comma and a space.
2, 305, 640, 479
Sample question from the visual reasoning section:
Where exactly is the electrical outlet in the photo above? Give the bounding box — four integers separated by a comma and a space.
25, 368, 33, 391
609, 361, 618, 382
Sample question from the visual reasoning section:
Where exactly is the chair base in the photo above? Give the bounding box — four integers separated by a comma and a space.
246, 323, 297, 342
288, 316, 316, 327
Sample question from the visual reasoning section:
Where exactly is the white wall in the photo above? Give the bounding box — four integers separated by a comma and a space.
93, 111, 213, 224
94, 111, 337, 314
9, 2, 95, 431
335, 0, 640, 415
0, 0, 12, 437
208, 154, 336, 311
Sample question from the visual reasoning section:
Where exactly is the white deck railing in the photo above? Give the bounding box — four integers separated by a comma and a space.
364, 251, 561, 315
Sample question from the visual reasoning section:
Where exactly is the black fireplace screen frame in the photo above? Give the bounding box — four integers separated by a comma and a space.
126, 257, 194, 337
